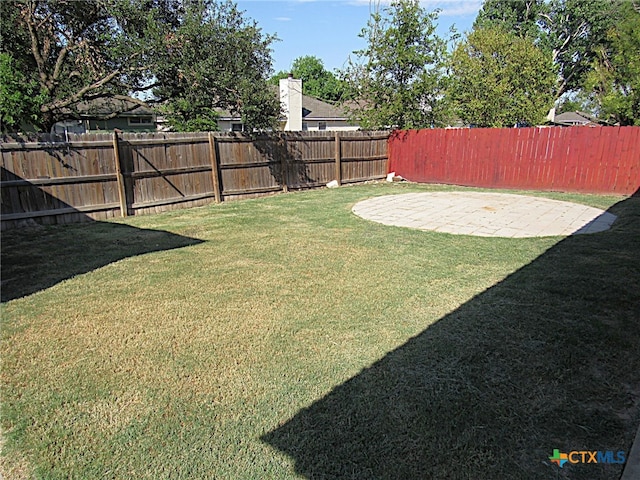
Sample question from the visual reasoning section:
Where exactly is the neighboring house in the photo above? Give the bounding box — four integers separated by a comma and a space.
548, 110, 606, 127
299, 95, 359, 132
51, 97, 159, 134
51, 81, 358, 135
217, 76, 359, 132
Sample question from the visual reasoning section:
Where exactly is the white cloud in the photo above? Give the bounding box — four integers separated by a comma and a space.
347, 0, 482, 17
243, 0, 481, 17
436, 1, 482, 17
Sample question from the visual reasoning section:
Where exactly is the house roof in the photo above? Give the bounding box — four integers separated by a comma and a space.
552, 111, 598, 126
301, 95, 349, 120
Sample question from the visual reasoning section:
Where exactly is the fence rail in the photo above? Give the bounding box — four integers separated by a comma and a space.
1, 131, 389, 229
388, 126, 640, 195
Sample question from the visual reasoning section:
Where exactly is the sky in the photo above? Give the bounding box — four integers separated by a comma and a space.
235, 0, 483, 75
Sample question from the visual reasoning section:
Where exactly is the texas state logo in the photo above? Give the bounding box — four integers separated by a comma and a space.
549, 449, 569, 468
549, 448, 625, 468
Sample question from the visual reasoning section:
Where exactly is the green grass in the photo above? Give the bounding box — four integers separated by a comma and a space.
1, 182, 639, 479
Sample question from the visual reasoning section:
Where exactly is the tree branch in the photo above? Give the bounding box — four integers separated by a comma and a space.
41, 69, 121, 113
23, 0, 48, 88
36, 11, 52, 30
552, 20, 588, 62
51, 45, 68, 83
126, 82, 161, 92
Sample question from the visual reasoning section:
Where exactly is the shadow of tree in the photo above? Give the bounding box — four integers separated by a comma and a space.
1, 221, 203, 302
262, 193, 640, 480
252, 132, 317, 189
0, 133, 84, 172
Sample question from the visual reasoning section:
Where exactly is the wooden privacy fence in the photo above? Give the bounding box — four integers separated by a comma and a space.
388, 126, 640, 195
1, 131, 389, 229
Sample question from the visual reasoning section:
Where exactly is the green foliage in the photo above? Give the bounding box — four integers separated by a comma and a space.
0, 54, 43, 132
585, 4, 640, 125
292, 56, 346, 103
153, 0, 280, 132
474, 0, 623, 99
1, 0, 280, 132
270, 56, 347, 103
160, 104, 221, 132
450, 27, 556, 127
474, 0, 547, 39
341, 0, 451, 130
541, 0, 620, 96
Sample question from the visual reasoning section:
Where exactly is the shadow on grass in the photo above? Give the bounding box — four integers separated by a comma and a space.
1, 222, 203, 302
262, 192, 640, 479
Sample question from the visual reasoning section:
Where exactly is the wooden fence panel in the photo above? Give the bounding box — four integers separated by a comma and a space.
215, 133, 282, 196
1, 133, 121, 228
285, 133, 334, 188
118, 133, 215, 214
1, 131, 389, 229
388, 126, 640, 195
340, 131, 389, 183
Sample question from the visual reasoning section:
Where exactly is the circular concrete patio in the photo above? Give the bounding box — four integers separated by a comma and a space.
352, 192, 617, 238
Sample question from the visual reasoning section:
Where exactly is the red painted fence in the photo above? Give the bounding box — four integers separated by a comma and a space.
388, 127, 640, 195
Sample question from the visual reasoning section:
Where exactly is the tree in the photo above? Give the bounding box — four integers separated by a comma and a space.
540, 0, 620, 97
585, 3, 640, 125
474, 0, 547, 40
269, 56, 347, 103
450, 27, 556, 127
152, 0, 280, 131
474, 0, 622, 99
0, 0, 280, 132
556, 94, 595, 114
340, 0, 450, 130
0, 0, 151, 131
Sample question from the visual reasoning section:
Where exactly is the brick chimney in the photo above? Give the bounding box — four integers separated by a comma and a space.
279, 74, 303, 131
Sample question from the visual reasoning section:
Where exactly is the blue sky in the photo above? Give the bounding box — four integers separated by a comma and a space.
235, 0, 483, 74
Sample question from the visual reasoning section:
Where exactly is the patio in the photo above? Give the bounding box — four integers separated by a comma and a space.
352, 191, 618, 237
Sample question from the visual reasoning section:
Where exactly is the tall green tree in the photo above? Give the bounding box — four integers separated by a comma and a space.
450, 27, 556, 127
540, 0, 620, 97
585, 3, 640, 125
0, 0, 280, 132
474, 0, 546, 39
0, 0, 152, 131
474, 0, 623, 99
152, 0, 280, 131
270, 56, 347, 103
340, 0, 450, 130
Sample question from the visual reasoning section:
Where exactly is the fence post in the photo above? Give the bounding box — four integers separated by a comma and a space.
112, 131, 128, 217
280, 134, 289, 193
208, 132, 222, 203
335, 132, 342, 185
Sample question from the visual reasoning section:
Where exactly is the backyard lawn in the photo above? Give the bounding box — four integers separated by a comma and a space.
1, 182, 639, 479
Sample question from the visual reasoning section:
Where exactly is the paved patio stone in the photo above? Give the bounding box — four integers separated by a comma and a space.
352, 192, 617, 238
